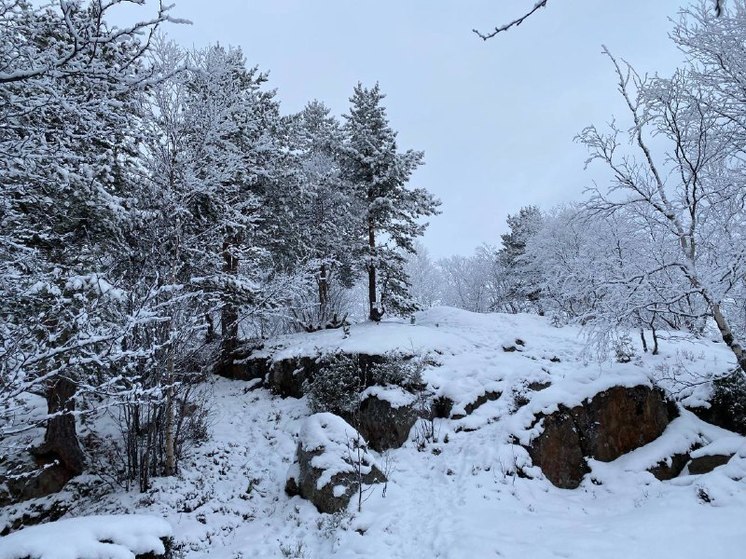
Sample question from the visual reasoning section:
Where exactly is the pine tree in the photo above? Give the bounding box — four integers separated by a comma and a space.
0, 0, 172, 480
341, 83, 440, 321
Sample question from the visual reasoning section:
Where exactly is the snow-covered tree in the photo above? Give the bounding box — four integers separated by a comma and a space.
279, 101, 362, 331
341, 83, 440, 321
498, 205, 544, 313
404, 241, 443, 309
576, 2, 746, 373
0, 0, 176, 480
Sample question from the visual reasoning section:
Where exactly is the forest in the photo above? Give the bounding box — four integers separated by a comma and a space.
1, 1, 745, 558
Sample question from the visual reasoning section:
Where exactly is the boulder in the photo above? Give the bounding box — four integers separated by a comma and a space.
270, 356, 320, 398
5, 463, 76, 503
286, 413, 385, 514
352, 388, 419, 451
648, 452, 692, 481
528, 385, 675, 488
527, 407, 588, 489
687, 453, 734, 475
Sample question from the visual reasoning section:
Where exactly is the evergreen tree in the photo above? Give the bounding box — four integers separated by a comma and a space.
0, 0, 172, 480
498, 205, 543, 312
341, 83, 440, 321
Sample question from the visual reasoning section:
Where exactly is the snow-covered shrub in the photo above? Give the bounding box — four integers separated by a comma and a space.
613, 335, 635, 364
369, 353, 426, 391
305, 354, 362, 416
711, 373, 746, 435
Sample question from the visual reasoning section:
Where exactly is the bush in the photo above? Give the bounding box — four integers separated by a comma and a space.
305, 354, 362, 416
369, 353, 425, 391
711, 372, 746, 435
305, 352, 427, 416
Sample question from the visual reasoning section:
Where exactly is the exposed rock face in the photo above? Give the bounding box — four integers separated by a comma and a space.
572, 386, 672, 461
286, 413, 386, 514
528, 385, 675, 488
688, 453, 734, 475
270, 356, 320, 398
6, 464, 77, 503
648, 452, 692, 481
214, 341, 268, 381
527, 407, 589, 489
352, 393, 418, 452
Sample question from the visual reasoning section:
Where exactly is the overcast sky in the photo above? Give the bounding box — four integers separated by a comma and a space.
121, 0, 689, 258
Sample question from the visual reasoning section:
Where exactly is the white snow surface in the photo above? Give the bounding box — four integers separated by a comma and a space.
2, 307, 745, 558
0, 515, 171, 559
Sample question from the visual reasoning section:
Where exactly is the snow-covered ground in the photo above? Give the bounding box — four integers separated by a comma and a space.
2, 307, 745, 558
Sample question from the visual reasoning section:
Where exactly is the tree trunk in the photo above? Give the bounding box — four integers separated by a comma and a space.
163, 357, 175, 476
32, 376, 85, 476
221, 236, 240, 363
318, 262, 329, 310
640, 329, 648, 353
711, 303, 746, 375
368, 220, 383, 322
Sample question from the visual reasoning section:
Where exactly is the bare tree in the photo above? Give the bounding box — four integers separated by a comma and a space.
474, 0, 725, 40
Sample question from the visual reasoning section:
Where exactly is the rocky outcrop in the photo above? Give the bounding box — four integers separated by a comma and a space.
687, 453, 734, 474
648, 452, 693, 481
286, 413, 385, 513
5, 463, 77, 503
351, 389, 419, 451
527, 385, 675, 488
270, 356, 320, 398
527, 407, 589, 488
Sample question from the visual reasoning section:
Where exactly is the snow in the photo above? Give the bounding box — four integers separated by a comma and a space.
2, 307, 745, 559
299, 413, 377, 490
360, 385, 415, 408
0, 515, 171, 559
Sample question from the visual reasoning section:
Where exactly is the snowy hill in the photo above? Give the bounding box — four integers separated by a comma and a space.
2, 307, 746, 559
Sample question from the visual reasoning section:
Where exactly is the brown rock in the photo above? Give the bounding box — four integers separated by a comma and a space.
350, 394, 418, 452
527, 385, 675, 489
571, 386, 672, 462
527, 407, 589, 489
688, 453, 734, 475
648, 452, 692, 481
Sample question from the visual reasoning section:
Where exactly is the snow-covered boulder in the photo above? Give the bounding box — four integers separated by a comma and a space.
285, 413, 385, 513
527, 385, 675, 488
354, 386, 419, 451
0, 514, 172, 559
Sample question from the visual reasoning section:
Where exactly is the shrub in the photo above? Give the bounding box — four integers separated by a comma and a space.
711, 372, 746, 435
305, 354, 362, 416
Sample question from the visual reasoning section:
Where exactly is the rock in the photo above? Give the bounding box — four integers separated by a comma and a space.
527, 407, 589, 489
270, 356, 320, 398
451, 390, 502, 420
527, 385, 675, 488
648, 452, 692, 481
214, 340, 268, 380
688, 453, 734, 475
571, 386, 672, 462
6, 461, 77, 503
351, 389, 418, 451
286, 413, 385, 514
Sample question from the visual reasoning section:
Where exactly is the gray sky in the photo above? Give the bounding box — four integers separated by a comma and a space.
126, 0, 688, 258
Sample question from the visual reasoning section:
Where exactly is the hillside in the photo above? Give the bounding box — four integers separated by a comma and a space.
2, 307, 745, 559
